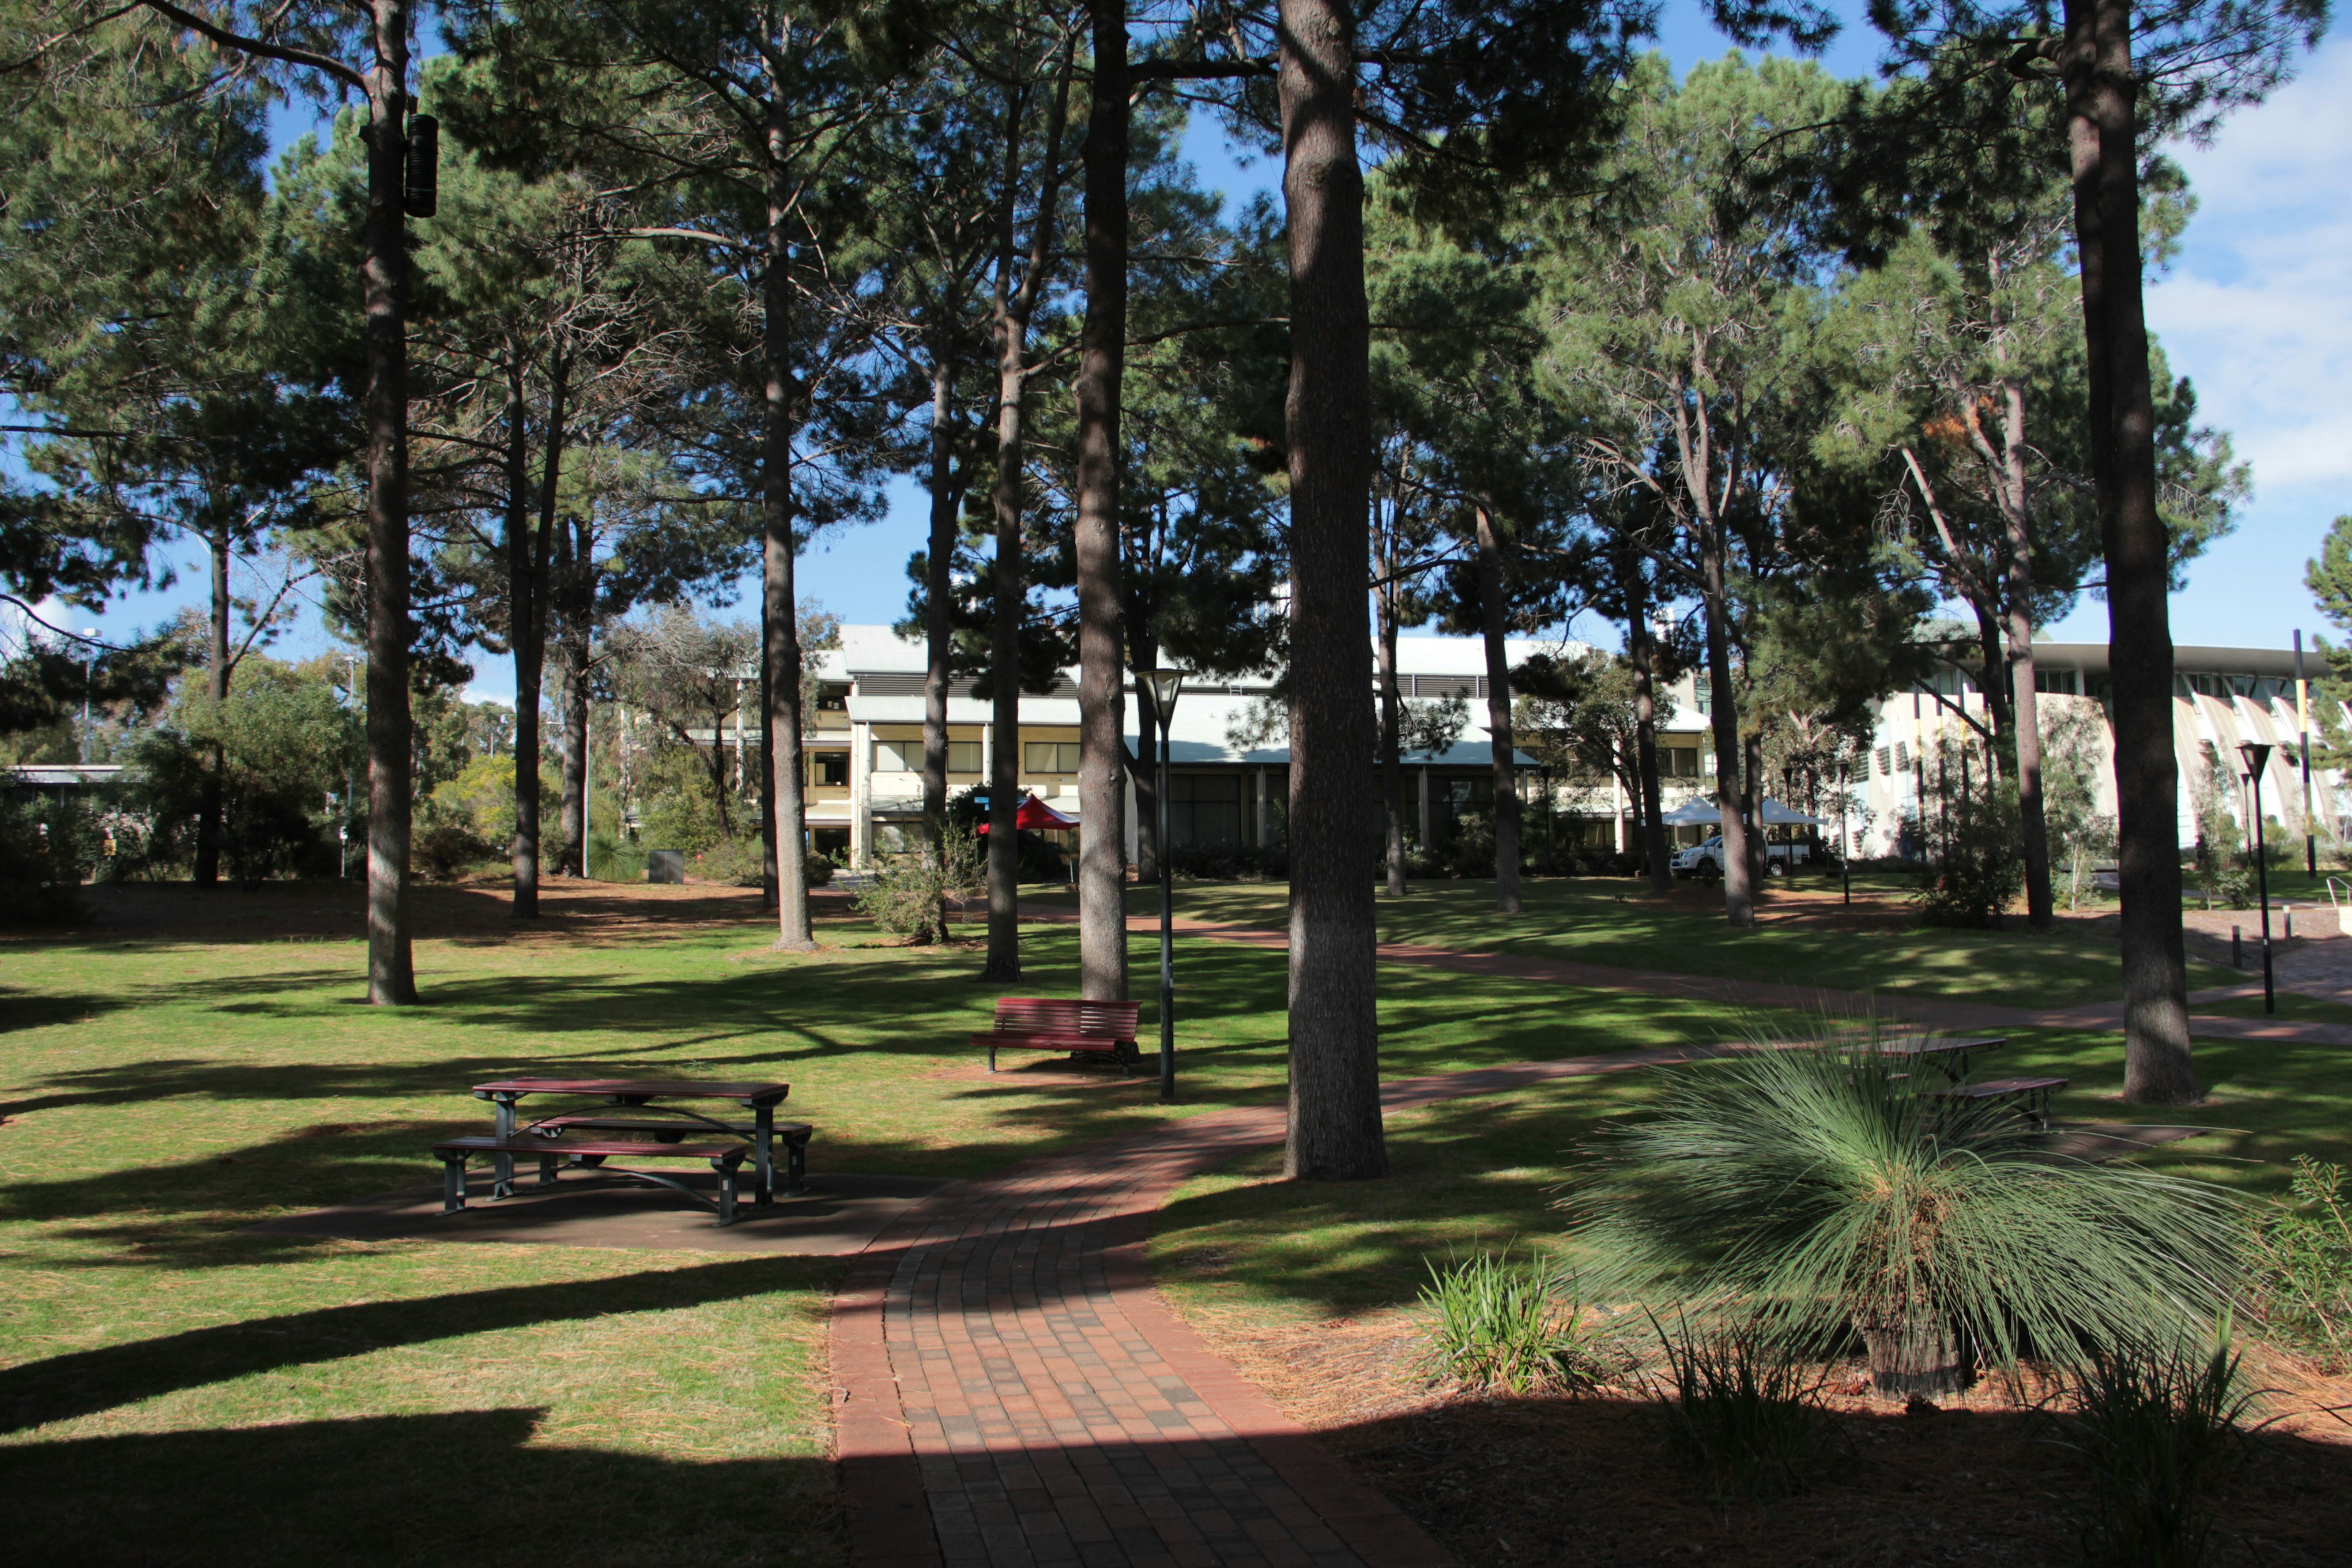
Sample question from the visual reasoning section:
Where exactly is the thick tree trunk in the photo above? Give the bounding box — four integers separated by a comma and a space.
195, 516, 229, 885
1744, 731, 1766, 887
1278, 0, 1385, 1181
1473, 502, 1520, 913
361, 0, 415, 1003
2063, 0, 2194, 1102
1074, 1, 1131, 1001
1623, 554, 1671, 894
1700, 526, 1754, 926
760, 594, 778, 910
1378, 558, 1407, 897
763, 107, 815, 952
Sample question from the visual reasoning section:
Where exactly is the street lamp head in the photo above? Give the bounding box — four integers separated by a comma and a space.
2239, 740, 2272, 775
1142, 668, 1185, 720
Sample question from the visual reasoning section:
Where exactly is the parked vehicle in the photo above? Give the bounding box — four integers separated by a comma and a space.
1670, 834, 1809, 879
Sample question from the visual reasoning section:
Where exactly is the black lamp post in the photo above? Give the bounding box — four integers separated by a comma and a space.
2239, 740, 2274, 1015
1142, 668, 1185, 1101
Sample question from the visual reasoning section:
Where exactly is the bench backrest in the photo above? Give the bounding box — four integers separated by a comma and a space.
990, 997, 1140, 1039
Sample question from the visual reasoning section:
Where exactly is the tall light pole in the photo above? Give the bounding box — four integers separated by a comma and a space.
1142, 668, 1185, 1102
2241, 740, 2275, 1015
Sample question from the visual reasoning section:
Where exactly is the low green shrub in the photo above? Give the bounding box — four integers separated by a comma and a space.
1651, 1317, 1834, 1500
2252, 1156, 2352, 1368
1414, 1249, 1600, 1395
2059, 1331, 2256, 1568
2199, 864, 2255, 911
1913, 784, 2025, 927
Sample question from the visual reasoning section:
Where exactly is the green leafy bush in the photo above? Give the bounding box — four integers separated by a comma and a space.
1572, 1029, 2245, 1395
1414, 1249, 1600, 1395
1651, 1316, 1834, 1500
2059, 1332, 2256, 1568
854, 829, 981, 944
0, 794, 92, 925
2198, 864, 2255, 911
2252, 1156, 2352, 1367
1913, 783, 2025, 927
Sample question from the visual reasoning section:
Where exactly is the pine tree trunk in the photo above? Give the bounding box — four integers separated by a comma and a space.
1474, 502, 1521, 913
921, 341, 957, 880
982, 277, 1028, 982
1623, 554, 1671, 894
507, 347, 563, 919
195, 516, 230, 885
559, 608, 589, 878
1378, 554, 1408, 898
762, 100, 815, 952
360, 0, 415, 1003
1278, 0, 1385, 1182
1700, 523, 1754, 926
2062, 0, 2195, 1102
1074, 1, 1131, 1001
1999, 378, 2054, 928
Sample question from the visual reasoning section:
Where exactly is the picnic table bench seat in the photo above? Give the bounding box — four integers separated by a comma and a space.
433, 1135, 752, 1224
1928, 1076, 2068, 1131
973, 998, 1142, 1073
521, 1115, 811, 1193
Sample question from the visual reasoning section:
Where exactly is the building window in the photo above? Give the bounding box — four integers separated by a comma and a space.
816, 684, 849, 712
1660, 745, 1701, 779
1893, 741, 1910, 773
2035, 667, 2082, 696
1875, 745, 1891, 778
1167, 771, 1245, 850
948, 741, 981, 774
811, 751, 849, 787
873, 739, 914, 772
1024, 741, 1082, 773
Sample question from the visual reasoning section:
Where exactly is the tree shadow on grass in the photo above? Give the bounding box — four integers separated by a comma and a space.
0, 1407, 843, 1566
0, 984, 127, 1035
0, 1254, 835, 1437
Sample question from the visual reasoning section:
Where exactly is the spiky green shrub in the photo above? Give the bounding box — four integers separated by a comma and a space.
1652, 1315, 1835, 1499
1571, 1031, 2245, 1393
2251, 1156, 2352, 1367
1414, 1248, 1601, 1395
2060, 1331, 2256, 1568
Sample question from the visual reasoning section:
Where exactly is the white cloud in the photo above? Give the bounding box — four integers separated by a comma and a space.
2147, 37, 2352, 497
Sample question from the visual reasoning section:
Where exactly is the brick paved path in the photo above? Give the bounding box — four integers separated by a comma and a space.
831, 1047, 1727, 1568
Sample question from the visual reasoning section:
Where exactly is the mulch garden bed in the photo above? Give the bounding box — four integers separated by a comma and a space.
1170, 1300, 2352, 1567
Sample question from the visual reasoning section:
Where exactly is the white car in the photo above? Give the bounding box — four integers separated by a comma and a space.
1670, 835, 1807, 878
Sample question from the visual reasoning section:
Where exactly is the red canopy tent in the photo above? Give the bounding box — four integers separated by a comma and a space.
974, 794, 1076, 833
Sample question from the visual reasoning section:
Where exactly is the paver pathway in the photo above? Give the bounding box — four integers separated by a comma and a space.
830, 1045, 1731, 1568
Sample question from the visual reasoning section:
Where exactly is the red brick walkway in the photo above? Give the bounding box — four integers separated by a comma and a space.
830, 1046, 1727, 1568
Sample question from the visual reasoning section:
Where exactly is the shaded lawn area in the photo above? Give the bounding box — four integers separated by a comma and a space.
1029, 875, 2243, 1010
1150, 1025, 2352, 1327
0, 881, 1795, 1564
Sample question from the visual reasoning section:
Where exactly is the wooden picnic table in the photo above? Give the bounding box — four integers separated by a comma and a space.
1870, 1034, 2005, 1084
469, 1078, 802, 1206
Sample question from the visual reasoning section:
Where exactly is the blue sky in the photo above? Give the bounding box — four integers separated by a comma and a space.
28, 7, 2345, 700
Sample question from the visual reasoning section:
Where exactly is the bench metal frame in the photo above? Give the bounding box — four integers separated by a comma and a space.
437, 1142, 748, 1225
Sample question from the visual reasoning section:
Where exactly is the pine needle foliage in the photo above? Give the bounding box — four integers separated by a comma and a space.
1570, 1028, 2245, 1374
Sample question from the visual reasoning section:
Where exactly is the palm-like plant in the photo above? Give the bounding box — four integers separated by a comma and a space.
1570, 1030, 2244, 1394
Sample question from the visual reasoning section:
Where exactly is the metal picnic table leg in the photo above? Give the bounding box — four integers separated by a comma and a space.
752, 1101, 775, 1206
492, 1093, 518, 1198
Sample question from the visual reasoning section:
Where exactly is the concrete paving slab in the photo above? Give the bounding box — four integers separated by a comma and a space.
252, 1170, 956, 1255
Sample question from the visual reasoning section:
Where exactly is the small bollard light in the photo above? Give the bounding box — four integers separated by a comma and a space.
2233, 925, 2243, 968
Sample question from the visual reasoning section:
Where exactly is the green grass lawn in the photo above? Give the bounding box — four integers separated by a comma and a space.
0, 880, 1824, 1564
4, 878, 2340, 1564
1030, 873, 2244, 1009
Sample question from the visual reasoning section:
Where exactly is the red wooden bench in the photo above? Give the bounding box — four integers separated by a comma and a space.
434, 1136, 751, 1224
973, 998, 1142, 1073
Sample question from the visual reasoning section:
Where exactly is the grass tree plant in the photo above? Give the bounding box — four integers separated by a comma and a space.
1571, 1026, 2245, 1395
